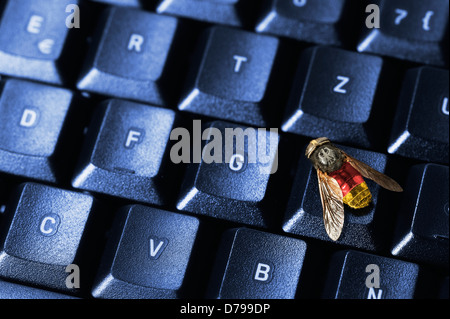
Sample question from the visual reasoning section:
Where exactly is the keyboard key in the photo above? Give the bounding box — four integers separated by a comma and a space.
89, 0, 143, 7
281, 46, 383, 149
0, 279, 78, 299
91, 205, 199, 299
357, 0, 449, 66
207, 228, 307, 299
391, 164, 448, 267
387, 67, 449, 164
439, 277, 449, 299
176, 121, 279, 228
178, 26, 279, 127
156, 0, 244, 27
77, 7, 178, 105
283, 144, 398, 251
323, 250, 420, 299
72, 99, 176, 205
0, 79, 78, 183
0, 183, 95, 293
255, 0, 350, 45
0, 0, 82, 85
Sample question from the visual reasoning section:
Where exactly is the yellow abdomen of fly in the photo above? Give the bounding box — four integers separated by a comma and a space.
329, 162, 372, 209
342, 181, 372, 209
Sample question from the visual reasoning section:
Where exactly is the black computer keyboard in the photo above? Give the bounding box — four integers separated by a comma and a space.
0, 0, 448, 303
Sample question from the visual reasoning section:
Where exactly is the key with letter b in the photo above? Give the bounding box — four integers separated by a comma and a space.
207, 228, 307, 299
72, 99, 176, 205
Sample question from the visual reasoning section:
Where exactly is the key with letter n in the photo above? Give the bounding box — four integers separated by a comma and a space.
322, 250, 420, 299
0, 0, 84, 85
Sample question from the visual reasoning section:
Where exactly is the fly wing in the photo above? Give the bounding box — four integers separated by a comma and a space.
342, 153, 403, 192
317, 169, 345, 241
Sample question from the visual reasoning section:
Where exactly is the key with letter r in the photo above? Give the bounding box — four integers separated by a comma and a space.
77, 7, 179, 106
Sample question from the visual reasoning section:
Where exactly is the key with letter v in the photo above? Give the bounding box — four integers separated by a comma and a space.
149, 237, 168, 260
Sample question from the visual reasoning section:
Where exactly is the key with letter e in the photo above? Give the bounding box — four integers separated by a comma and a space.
0, 0, 84, 84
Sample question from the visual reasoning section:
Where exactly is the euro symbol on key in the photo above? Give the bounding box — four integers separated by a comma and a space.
38, 39, 55, 55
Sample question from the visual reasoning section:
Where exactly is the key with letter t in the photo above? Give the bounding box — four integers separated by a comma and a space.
178, 26, 279, 127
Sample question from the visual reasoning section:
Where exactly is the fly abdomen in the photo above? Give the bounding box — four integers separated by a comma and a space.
342, 181, 372, 209
329, 162, 372, 209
